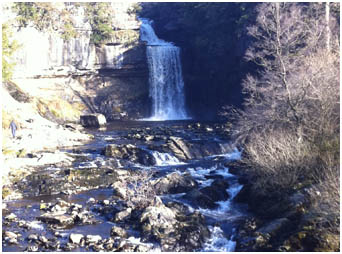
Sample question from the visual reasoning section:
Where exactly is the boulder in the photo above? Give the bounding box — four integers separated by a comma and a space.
255, 218, 290, 238
184, 189, 218, 209
200, 179, 230, 202
4, 231, 17, 240
69, 233, 84, 244
114, 208, 132, 222
166, 136, 232, 160
110, 226, 128, 238
153, 172, 198, 194
140, 200, 177, 242
86, 235, 102, 243
105, 144, 156, 166
37, 213, 74, 226
5, 213, 17, 221
28, 234, 39, 242
112, 182, 128, 200
80, 114, 106, 128
168, 136, 192, 160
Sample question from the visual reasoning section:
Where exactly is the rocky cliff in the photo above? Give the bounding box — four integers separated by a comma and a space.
4, 3, 150, 121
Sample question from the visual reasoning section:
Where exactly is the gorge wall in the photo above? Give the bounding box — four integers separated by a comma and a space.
4, 3, 150, 121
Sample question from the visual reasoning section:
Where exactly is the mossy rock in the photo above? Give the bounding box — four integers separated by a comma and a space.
17, 148, 27, 158
2, 186, 11, 199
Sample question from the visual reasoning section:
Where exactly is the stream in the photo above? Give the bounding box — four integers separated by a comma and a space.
2, 120, 247, 252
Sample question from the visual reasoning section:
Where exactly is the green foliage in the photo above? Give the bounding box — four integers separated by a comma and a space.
12, 2, 56, 31
12, 2, 78, 41
60, 21, 78, 41
84, 3, 114, 45
127, 3, 142, 16
2, 23, 20, 81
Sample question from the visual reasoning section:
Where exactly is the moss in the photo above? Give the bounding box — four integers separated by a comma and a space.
297, 231, 306, 240
2, 149, 17, 156
2, 186, 11, 199
113, 106, 122, 113
16, 148, 27, 158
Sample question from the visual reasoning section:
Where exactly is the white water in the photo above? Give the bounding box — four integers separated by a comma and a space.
203, 226, 236, 252
151, 151, 184, 166
140, 18, 189, 121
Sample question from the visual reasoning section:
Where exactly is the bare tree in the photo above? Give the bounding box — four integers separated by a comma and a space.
233, 3, 339, 143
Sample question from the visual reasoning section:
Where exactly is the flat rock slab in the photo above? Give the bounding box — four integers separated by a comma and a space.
37, 213, 74, 226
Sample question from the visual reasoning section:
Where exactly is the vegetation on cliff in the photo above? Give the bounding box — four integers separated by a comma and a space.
2, 23, 20, 81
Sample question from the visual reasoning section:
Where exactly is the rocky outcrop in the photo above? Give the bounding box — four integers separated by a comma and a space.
4, 2, 150, 120
234, 178, 340, 252
152, 172, 198, 194
105, 144, 156, 165
80, 114, 106, 127
161, 136, 233, 160
139, 197, 210, 251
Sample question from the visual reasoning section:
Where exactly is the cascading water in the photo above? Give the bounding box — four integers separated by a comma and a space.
140, 18, 189, 120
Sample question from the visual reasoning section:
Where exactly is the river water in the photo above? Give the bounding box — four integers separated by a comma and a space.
2, 120, 247, 252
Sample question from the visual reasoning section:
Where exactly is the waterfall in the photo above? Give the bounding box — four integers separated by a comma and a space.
140, 18, 189, 120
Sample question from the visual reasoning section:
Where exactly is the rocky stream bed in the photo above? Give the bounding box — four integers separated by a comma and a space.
2, 120, 250, 252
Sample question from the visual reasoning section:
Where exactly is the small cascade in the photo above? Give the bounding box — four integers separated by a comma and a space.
140, 18, 189, 120
151, 151, 183, 166
203, 226, 236, 252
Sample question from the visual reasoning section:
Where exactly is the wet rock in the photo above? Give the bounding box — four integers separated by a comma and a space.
86, 234, 102, 243
167, 136, 192, 160
110, 226, 128, 238
139, 197, 209, 251
184, 189, 218, 209
38, 213, 74, 227
27, 244, 39, 252
62, 242, 77, 251
114, 207, 132, 222
153, 172, 198, 194
69, 233, 84, 244
38, 235, 49, 244
200, 179, 230, 202
234, 184, 251, 203
28, 234, 39, 242
166, 136, 232, 160
18, 220, 30, 229
256, 218, 290, 238
144, 135, 155, 141
140, 200, 177, 243
4, 231, 18, 244
105, 144, 156, 165
80, 113, 106, 128
87, 197, 96, 204
5, 213, 17, 221
237, 235, 269, 250
135, 244, 152, 252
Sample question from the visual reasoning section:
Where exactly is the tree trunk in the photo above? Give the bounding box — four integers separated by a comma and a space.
325, 2, 330, 52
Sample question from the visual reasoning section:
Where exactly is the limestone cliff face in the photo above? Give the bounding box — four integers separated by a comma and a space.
5, 3, 149, 120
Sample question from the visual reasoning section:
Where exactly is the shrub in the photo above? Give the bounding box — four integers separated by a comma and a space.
2, 23, 20, 81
